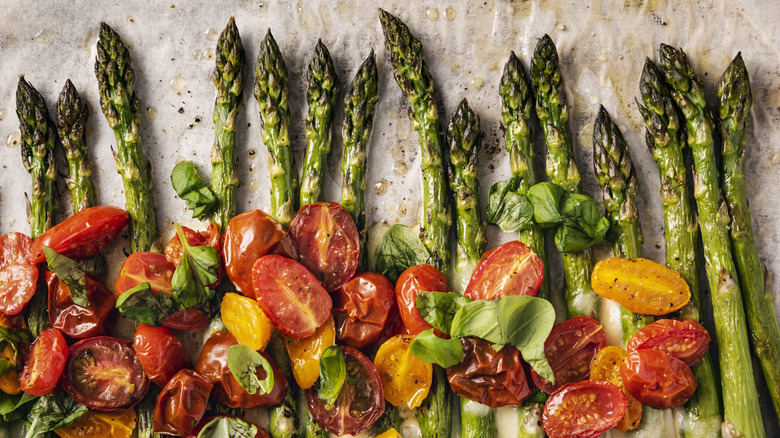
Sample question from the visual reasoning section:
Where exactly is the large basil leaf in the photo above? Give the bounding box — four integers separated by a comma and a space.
416, 291, 471, 334
197, 416, 259, 438
171, 160, 218, 220
527, 182, 567, 228
373, 224, 431, 282
486, 177, 535, 232
43, 246, 89, 307
115, 282, 176, 326
24, 394, 87, 438
316, 345, 346, 405
496, 295, 555, 382
227, 344, 274, 396
410, 329, 463, 368
449, 300, 504, 345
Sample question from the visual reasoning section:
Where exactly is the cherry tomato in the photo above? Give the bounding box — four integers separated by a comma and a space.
153, 369, 212, 436
306, 346, 384, 436
133, 324, 192, 388
31, 206, 129, 264
542, 380, 627, 438
589, 346, 642, 431
165, 223, 222, 288
290, 202, 360, 291
626, 318, 711, 366
221, 292, 275, 351
464, 241, 544, 300
531, 316, 606, 394
374, 335, 432, 408
188, 416, 270, 438
53, 408, 137, 438
333, 272, 396, 349
195, 331, 287, 409
375, 429, 403, 438
19, 327, 68, 396
222, 209, 298, 297
252, 255, 332, 338
395, 264, 449, 335
46, 270, 116, 339
0, 344, 21, 395
620, 349, 697, 409
286, 316, 335, 389
61, 337, 150, 411
0, 232, 39, 315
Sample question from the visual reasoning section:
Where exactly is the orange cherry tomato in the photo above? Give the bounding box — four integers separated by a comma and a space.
464, 241, 544, 300
221, 293, 275, 351
286, 316, 336, 389
375, 429, 402, 438
374, 335, 432, 408
542, 380, 627, 438
626, 318, 710, 366
395, 265, 449, 335
46, 270, 116, 339
54, 408, 137, 438
0, 232, 39, 315
589, 346, 642, 431
333, 272, 396, 349
19, 327, 68, 396
620, 349, 697, 409
0, 344, 21, 395
165, 223, 222, 288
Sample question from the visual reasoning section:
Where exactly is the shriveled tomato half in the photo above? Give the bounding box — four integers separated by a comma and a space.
333, 272, 396, 349
306, 346, 384, 436
620, 349, 697, 409
590, 346, 642, 431
165, 222, 222, 288
396, 264, 449, 335
627, 318, 710, 366
252, 255, 332, 338
542, 380, 627, 438
531, 316, 606, 394
153, 369, 213, 436
61, 337, 150, 411
31, 206, 129, 264
46, 270, 116, 339
0, 232, 39, 315
464, 241, 544, 300
189, 416, 270, 438
54, 408, 137, 438
286, 316, 336, 389
374, 335, 432, 408
290, 202, 360, 292
133, 324, 192, 388
221, 292, 275, 351
20, 327, 68, 396
222, 209, 298, 297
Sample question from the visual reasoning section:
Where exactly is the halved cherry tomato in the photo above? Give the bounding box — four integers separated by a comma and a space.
46, 270, 116, 339
188, 416, 270, 438
153, 369, 212, 436
0, 344, 21, 395
19, 327, 68, 396
627, 318, 710, 366
289, 202, 360, 291
252, 255, 332, 338
221, 292, 275, 351
374, 335, 432, 408
31, 206, 129, 264
531, 316, 606, 394
620, 349, 697, 409
395, 264, 449, 335
222, 209, 298, 297
590, 346, 642, 431
165, 223, 222, 288
306, 346, 384, 436
542, 380, 627, 438
0, 232, 39, 315
61, 337, 149, 411
375, 429, 403, 438
286, 316, 335, 389
333, 272, 396, 349
464, 241, 544, 300
54, 408, 137, 438
133, 324, 192, 388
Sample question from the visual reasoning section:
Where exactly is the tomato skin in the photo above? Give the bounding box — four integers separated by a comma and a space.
0, 232, 39, 315
286, 316, 336, 389
374, 335, 432, 408
221, 292, 275, 351
19, 327, 68, 396
333, 272, 396, 349
54, 408, 137, 438
531, 316, 606, 394
542, 380, 627, 438
165, 223, 222, 288
153, 369, 213, 436
626, 319, 710, 366
589, 346, 642, 431
620, 349, 697, 409
464, 241, 544, 300
222, 209, 298, 297
187, 416, 270, 438
31, 206, 129, 264
133, 324, 192, 388
46, 270, 116, 339
395, 265, 449, 335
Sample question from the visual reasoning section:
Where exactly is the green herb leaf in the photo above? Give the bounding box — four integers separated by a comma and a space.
43, 246, 89, 307
0, 392, 37, 422
496, 295, 555, 382
0, 325, 32, 358
487, 177, 535, 232
410, 329, 463, 368
373, 224, 431, 282
115, 282, 175, 326
416, 291, 472, 333
170, 224, 219, 310
317, 345, 346, 405
197, 416, 259, 438
24, 394, 87, 438
171, 160, 218, 220
227, 344, 274, 396
527, 182, 567, 228
0, 359, 11, 376
449, 300, 504, 344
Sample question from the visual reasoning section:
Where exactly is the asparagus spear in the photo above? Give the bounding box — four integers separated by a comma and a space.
55, 80, 96, 212
300, 40, 340, 206
659, 44, 765, 438
266, 334, 299, 438
718, 53, 780, 419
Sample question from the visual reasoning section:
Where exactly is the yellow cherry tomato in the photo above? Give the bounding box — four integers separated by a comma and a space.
375, 428, 403, 438
0, 343, 20, 395
590, 346, 643, 431
286, 316, 336, 389
54, 408, 137, 438
374, 334, 432, 408
221, 292, 274, 351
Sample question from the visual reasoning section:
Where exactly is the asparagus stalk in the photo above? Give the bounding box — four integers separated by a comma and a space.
266, 334, 299, 438
300, 40, 340, 206
55, 80, 96, 212
659, 44, 765, 438
418, 366, 452, 438
718, 53, 780, 419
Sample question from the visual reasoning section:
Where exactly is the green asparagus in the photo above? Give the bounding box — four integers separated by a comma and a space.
56, 80, 97, 212
266, 334, 299, 438
418, 366, 452, 438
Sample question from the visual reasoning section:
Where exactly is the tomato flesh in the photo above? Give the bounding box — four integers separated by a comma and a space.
620, 349, 697, 409
374, 335, 432, 408
221, 292, 275, 351
333, 272, 396, 349
54, 408, 137, 438
134, 324, 192, 388
20, 327, 68, 396
464, 241, 544, 300
395, 264, 449, 335
153, 369, 212, 436
589, 346, 642, 431
286, 316, 336, 389
46, 270, 116, 339
626, 318, 710, 366
542, 380, 627, 438
0, 232, 39, 315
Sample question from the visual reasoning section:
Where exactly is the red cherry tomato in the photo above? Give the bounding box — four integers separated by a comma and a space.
165, 223, 222, 288
333, 272, 396, 349
626, 318, 710, 366
61, 337, 150, 410
46, 270, 116, 339
464, 241, 544, 300
222, 209, 298, 297
153, 369, 212, 436
532, 316, 606, 394
620, 349, 697, 409
31, 206, 129, 264
542, 380, 628, 438
395, 265, 449, 335
133, 324, 192, 388
290, 202, 360, 292
0, 232, 39, 315
306, 346, 384, 436
252, 255, 333, 338
188, 416, 271, 438
19, 327, 68, 396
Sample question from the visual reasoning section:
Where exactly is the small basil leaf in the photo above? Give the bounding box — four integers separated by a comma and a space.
187, 244, 221, 287
317, 345, 346, 405
197, 416, 259, 438
450, 300, 504, 344
527, 182, 567, 228
115, 282, 175, 326
487, 177, 535, 232
24, 394, 87, 438
554, 224, 598, 253
0, 325, 32, 359
227, 344, 274, 396
410, 329, 463, 368
43, 246, 89, 307
496, 295, 555, 383
373, 224, 431, 283
415, 291, 472, 334
171, 160, 218, 221
0, 392, 37, 422
560, 193, 610, 242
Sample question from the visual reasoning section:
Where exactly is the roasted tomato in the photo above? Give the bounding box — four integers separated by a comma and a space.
589, 346, 642, 431
333, 272, 396, 349
61, 337, 149, 411
19, 327, 68, 396
0, 232, 39, 315
464, 241, 544, 300
31, 206, 129, 264
289, 202, 360, 291
53, 408, 137, 438
286, 316, 336, 389
221, 292, 275, 351
374, 335, 432, 408
531, 317, 606, 394
306, 346, 384, 436
626, 318, 710, 366
395, 264, 449, 335
165, 223, 222, 288
195, 331, 287, 409
153, 369, 212, 436
222, 209, 298, 297
188, 416, 271, 438
46, 270, 116, 339
0, 344, 21, 395
620, 349, 697, 409
133, 324, 192, 388
542, 380, 627, 438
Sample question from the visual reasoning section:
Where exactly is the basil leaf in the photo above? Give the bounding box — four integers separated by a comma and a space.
496, 295, 556, 382
43, 246, 89, 307
373, 224, 431, 282
527, 182, 567, 228
449, 300, 504, 345
410, 329, 463, 368
171, 160, 218, 220
487, 177, 534, 232
170, 225, 220, 310
227, 344, 274, 396
317, 345, 346, 405
188, 244, 221, 287
24, 394, 87, 438
554, 224, 598, 253
197, 416, 259, 438
416, 291, 471, 334
115, 282, 175, 326
0, 392, 37, 422
0, 325, 32, 358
